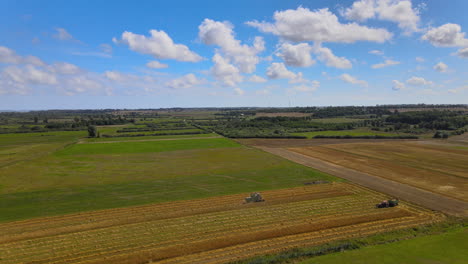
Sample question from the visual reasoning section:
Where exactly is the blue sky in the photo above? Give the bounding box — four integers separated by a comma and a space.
1, 0, 467, 109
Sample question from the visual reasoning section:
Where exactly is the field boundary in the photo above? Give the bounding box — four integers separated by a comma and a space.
257, 146, 468, 217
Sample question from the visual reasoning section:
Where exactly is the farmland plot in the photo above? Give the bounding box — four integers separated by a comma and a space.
289, 142, 468, 201
0, 183, 443, 264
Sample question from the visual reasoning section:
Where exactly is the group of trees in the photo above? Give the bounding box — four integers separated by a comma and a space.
1, 106, 467, 139
198, 117, 358, 138
386, 111, 468, 131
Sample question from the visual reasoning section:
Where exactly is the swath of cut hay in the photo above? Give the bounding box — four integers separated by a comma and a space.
0, 183, 444, 264
0, 183, 349, 243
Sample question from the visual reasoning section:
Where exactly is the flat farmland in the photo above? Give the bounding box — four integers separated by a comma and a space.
0, 131, 85, 167
288, 142, 468, 201
0, 134, 336, 222
0, 183, 443, 264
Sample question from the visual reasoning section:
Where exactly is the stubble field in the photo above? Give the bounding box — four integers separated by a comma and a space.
288, 141, 468, 201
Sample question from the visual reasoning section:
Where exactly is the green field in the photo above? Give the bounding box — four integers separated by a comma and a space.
0, 131, 85, 167
0, 134, 336, 222
84, 133, 217, 142
292, 129, 403, 139
56, 137, 239, 155
301, 227, 468, 264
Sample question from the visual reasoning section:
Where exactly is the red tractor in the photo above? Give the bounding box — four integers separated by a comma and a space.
376, 199, 399, 208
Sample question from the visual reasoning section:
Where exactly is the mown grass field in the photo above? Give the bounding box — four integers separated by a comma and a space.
0, 132, 336, 222
301, 227, 467, 264
83, 133, 217, 142
0, 131, 85, 167
56, 137, 239, 155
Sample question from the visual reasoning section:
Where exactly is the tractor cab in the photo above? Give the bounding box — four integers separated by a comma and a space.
376, 199, 399, 208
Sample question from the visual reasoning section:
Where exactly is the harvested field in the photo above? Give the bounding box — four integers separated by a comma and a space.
289, 142, 468, 201
0, 183, 443, 264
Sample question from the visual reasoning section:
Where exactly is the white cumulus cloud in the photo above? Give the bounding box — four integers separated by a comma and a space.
392, 80, 405, 91
339, 73, 368, 87
313, 44, 352, 69
165, 73, 202, 89
369, 49, 384, 55
146, 61, 168, 69
433, 62, 448, 73
210, 53, 243, 87
114, 30, 203, 62
343, 0, 421, 34
266, 62, 297, 80
0, 46, 45, 66
293, 81, 320, 92
371, 59, 400, 69
49, 62, 82, 75
2, 65, 57, 86
455, 47, 468, 58
63, 75, 107, 96
422, 23, 468, 47
246, 7, 392, 43
248, 75, 267, 83
199, 19, 264, 73
406, 76, 433, 86
276, 43, 315, 67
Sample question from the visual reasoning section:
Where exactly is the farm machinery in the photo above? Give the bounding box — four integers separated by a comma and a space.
245, 192, 264, 203
376, 199, 399, 208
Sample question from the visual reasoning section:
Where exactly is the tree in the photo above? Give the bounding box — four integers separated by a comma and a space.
34, 116, 38, 123
87, 125, 98, 138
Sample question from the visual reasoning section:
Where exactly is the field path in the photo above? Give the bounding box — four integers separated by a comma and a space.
258, 146, 468, 217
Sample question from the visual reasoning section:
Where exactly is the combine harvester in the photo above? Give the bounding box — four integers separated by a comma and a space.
376, 199, 399, 208
245, 192, 265, 203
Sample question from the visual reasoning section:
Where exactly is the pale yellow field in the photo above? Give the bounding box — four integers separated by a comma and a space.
289, 142, 468, 201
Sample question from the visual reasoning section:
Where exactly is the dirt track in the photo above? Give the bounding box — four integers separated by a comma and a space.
258, 146, 468, 217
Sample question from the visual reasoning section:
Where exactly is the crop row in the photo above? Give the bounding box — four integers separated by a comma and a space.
0, 184, 436, 264
156, 213, 443, 264
1, 201, 428, 263
2, 196, 380, 254
75, 211, 441, 264
0, 184, 347, 231
7, 209, 415, 264
0, 185, 354, 243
